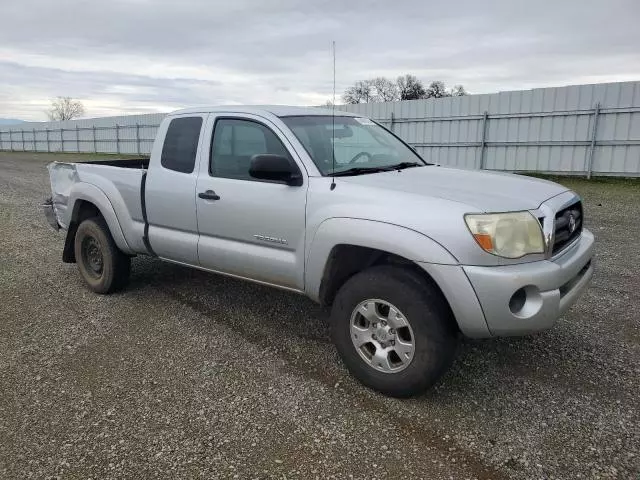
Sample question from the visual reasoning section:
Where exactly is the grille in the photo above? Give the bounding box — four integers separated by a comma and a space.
552, 201, 583, 254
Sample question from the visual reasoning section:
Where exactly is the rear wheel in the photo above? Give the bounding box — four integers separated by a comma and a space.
74, 217, 131, 294
331, 265, 457, 397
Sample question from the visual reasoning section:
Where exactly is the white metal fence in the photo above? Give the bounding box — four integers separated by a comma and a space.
0, 112, 165, 156
0, 122, 159, 155
1, 81, 639, 177
338, 81, 640, 178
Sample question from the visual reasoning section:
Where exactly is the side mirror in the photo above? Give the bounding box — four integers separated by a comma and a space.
249, 154, 302, 186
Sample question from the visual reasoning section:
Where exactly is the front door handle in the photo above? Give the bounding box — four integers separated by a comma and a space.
198, 190, 221, 201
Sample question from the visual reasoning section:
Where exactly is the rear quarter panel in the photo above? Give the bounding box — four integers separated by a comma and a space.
48, 162, 147, 254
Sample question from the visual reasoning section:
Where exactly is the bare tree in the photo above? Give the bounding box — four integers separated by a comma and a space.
344, 76, 468, 103
342, 80, 375, 104
47, 97, 85, 121
450, 84, 468, 96
343, 77, 397, 103
397, 74, 426, 100
371, 77, 399, 102
424, 81, 450, 99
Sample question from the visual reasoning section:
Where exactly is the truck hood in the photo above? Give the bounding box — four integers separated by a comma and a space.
337, 166, 568, 212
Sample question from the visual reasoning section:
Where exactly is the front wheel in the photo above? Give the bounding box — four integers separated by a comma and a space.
331, 265, 457, 397
74, 217, 131, 294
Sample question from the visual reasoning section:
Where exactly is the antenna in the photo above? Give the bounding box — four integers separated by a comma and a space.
330, 40, 336, 191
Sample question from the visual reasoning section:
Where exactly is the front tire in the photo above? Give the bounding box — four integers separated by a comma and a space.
74, 217, 131, 294
331, 265, 457, 397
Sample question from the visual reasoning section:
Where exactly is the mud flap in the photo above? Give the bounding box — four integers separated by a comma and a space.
42, 197, 60, 230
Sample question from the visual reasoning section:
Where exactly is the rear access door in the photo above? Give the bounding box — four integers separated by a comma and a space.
145, 113, 207, 265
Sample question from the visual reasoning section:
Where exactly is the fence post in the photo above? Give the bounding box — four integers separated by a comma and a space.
586, 102, 601, 179
60, 128, 65, 152
21, 130, 25, 151
92, 126, 97, 152
115, 124, 120, 154
389, 112, 395, 133
76, 125, 80, 152
46, 129, 50, 152
33, 128, 36, 151
9, 130, 13, 152
479, 111, 489, 169
136, 123, 140, 155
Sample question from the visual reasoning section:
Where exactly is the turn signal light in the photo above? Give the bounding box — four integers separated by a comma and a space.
473, 233, 494, 252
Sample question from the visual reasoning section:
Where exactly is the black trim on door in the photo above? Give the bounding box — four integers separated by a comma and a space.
140, 171, 157, 256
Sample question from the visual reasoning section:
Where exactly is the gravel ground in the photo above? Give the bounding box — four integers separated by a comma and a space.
0, 152, 638, 479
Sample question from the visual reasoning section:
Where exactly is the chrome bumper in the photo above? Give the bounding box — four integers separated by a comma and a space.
463, 229, 595, 336
42, 199, 60, 230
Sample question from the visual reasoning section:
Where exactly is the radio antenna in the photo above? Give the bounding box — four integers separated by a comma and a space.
330, 40, 337, 191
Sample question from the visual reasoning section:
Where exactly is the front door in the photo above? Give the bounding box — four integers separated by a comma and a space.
195, 114, 308, 290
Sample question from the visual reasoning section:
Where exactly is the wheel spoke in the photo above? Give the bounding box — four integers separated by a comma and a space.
386, 306, 409, 329
372, 348, 393, 372
392, 338, 414, 362
351, 325, 373, 348
357, 301, 384, 324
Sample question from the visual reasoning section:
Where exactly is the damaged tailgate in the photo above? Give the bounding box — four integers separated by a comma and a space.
42, 162, 79, 230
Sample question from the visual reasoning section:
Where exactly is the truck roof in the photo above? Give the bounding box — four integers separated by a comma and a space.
170, 105, 360, 118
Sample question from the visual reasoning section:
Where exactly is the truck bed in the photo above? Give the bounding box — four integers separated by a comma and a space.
47, 159, 150, 255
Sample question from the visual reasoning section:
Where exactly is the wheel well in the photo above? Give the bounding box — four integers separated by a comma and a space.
318, 244, 449, 309
62, 200, 102, 263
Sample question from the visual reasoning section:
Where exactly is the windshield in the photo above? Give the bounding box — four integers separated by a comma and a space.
281, 115, 425, 175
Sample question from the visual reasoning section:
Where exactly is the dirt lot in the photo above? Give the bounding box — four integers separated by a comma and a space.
1, 152, 638, 479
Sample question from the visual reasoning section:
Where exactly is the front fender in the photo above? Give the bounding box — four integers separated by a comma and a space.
304, 217, 458, 302
66, 183, 133, 254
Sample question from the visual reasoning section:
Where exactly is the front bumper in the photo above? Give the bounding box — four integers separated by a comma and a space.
463, 229, 594, 336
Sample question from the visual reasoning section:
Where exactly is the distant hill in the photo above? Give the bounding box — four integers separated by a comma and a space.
0, 118, 25, 126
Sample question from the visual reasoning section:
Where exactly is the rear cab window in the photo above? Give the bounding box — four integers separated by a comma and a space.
161, 117, 203, 173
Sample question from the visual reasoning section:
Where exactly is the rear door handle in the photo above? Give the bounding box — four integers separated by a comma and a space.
198, 190, 221, 201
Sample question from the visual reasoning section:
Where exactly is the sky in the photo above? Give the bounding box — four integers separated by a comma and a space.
1, 0, 639, 121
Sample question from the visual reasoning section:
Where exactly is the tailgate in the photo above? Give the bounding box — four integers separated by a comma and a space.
46, 162, 80, 229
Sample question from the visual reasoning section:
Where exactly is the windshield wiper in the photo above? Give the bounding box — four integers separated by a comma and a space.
386, 161, 423, 170
328, 162, 424, 177
328, 166, 390, 177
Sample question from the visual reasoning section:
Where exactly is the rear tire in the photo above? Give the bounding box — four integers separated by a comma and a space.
74, 217, 131, 294
331, 265, 457, 397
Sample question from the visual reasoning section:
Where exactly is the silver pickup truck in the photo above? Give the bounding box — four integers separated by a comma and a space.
44, 105, 594, 397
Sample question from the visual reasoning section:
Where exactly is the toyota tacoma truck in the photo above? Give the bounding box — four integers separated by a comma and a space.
44, 106, 594, 397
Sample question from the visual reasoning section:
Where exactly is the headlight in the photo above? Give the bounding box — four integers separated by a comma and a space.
464, 212, 545, 258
